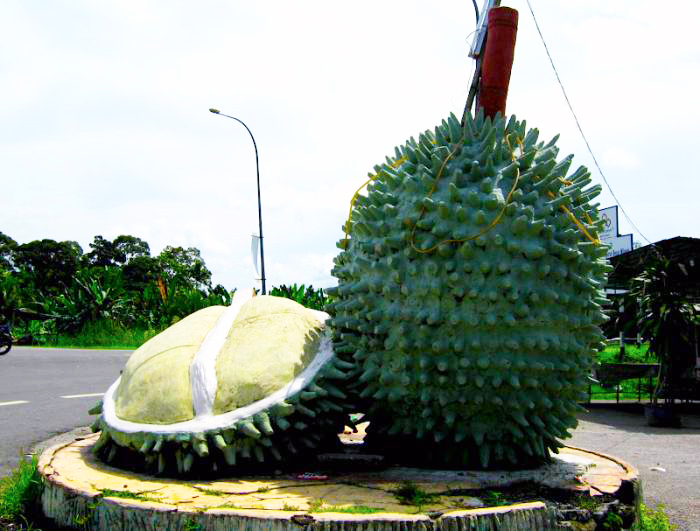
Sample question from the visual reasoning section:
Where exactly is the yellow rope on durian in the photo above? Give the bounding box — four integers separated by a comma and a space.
341, 120, 601, 253
341, 155, 408, 249
409, 132, 523, 254
560, 202, 600, 245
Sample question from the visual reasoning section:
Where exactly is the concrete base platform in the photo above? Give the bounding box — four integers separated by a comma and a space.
38, 433, 639, 530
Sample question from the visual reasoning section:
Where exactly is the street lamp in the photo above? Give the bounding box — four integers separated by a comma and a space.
209, 108, 266, 294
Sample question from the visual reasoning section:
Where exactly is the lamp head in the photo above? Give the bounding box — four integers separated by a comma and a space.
209, 108, 220, 114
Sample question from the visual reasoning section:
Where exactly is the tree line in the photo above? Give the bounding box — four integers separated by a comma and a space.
0, 232, 231, 340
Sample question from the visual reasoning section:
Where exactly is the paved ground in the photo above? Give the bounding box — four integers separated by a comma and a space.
567, 402, 700, 531
0, 347, 128, 477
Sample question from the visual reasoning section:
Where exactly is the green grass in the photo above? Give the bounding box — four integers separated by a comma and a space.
589, 342, 659, 401
589, 378, 658, 401
308, 498, 383, 514
596, 343, 655, 364
311, 504, 382, 514
193, 486, 232, 497
0, 455, 43, 528
392, 481, 441, 508
481, 490, 508, 507
98, 487, 161, 502
602, 511, 624, 529
40, 320, 159, 349
638, 503, 676, 530
183, 519, 205, 531
572, 493, 600, 511
212, 502, 247, 510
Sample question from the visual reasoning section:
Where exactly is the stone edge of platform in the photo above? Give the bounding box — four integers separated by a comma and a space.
37, 434, 631, 530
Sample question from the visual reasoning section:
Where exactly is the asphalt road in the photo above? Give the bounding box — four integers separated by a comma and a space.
2, 348, 699, 530
0, 346, 130, 477
568, 405, 700, 531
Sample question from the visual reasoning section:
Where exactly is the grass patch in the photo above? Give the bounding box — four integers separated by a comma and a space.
215, 502, 249, 510
183, 519, 205, 531
589, 343, 659, 401
98, 487, 160, 503
308, 498, 383, 514
638, 503, 675, 530
589, 378, 658, 401
282, 502, 301, 511
595, 343, 655, 364
572, 493, 600, 511
40, 319, 159, 349
481, 490, 508, 507
0, 455, 43, 528
392, 482, 441, 508
447, 481, 611, 510
309, 505, 384, 514
193, 486, 231, 497
309, 500, 382, 514
602, 511, 624, 529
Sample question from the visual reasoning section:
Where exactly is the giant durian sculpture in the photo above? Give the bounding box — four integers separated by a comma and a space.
90, 290, 354, 476
326, 111, 610, 469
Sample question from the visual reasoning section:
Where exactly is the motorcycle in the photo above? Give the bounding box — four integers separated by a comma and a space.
0, 323, 12, 355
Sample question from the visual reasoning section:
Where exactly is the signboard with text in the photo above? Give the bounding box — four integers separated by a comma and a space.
600, 206, 633, 258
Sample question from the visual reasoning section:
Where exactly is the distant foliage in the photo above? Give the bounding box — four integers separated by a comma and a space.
269, 284, 326, 311
0, 232, 233, 344
627, 253, 697, 403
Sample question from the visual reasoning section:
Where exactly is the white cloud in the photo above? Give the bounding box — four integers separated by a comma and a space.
2, 0, 700, 289
601, 147, 641, 170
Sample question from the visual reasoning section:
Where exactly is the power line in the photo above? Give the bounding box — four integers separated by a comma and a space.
525, 0, 652, 245
470, 0, 480, 24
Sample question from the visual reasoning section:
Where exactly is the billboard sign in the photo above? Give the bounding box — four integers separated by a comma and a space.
599, 206, 633, 258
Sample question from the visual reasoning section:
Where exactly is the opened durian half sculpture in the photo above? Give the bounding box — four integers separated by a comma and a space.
90, 291, 354, 475
327, 110, 610, 469
91, 110, 609, 475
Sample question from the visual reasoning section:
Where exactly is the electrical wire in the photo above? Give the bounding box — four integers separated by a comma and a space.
471, 0, 480, 25
525, 0, 652, 246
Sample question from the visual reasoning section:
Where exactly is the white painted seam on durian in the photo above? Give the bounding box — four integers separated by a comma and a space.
190, 289, 253, 417
101, 310, 334, 435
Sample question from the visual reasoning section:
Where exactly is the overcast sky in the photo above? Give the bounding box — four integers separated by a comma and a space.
3, 1, 699, 291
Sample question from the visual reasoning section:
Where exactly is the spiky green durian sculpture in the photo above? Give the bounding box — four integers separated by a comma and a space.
327, 111, 610, 469
90, 291, 354, 476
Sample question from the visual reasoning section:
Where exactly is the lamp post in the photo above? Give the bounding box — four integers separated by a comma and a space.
209, 108, 266, 294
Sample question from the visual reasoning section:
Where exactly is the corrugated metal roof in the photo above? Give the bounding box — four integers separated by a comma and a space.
607, 236, 700, 300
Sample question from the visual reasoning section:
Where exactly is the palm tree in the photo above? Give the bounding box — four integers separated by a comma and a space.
630, 252, 697, 410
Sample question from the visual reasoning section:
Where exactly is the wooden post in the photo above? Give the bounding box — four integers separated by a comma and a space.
638, 377, 642, 402
618, 331, 626, 361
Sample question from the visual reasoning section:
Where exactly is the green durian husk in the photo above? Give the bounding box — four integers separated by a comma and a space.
328, 109, 608, 469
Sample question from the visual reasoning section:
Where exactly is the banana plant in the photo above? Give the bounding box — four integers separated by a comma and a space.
269, 284, 326, 311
